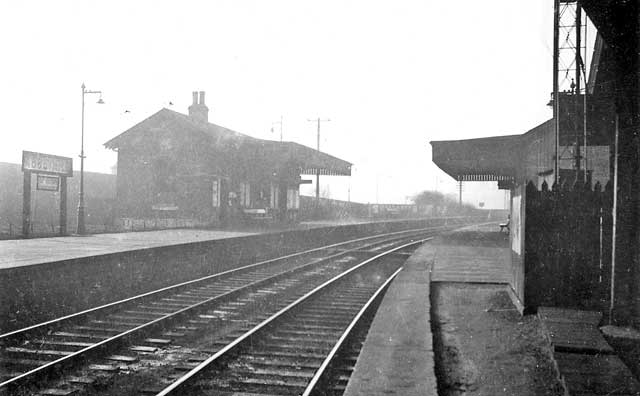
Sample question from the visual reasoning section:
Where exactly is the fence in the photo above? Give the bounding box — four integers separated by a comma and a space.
298, 196, 440, 221
524, 179, 613, 311
2, 193, 492, 239
299, 196, 370, 220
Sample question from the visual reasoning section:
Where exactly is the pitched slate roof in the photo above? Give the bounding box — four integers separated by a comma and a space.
104, 108, 248, 150
104, 108, 351, 176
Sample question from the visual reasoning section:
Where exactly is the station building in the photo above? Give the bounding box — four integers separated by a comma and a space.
431, 0, 638, 323
104, 92, 351, 225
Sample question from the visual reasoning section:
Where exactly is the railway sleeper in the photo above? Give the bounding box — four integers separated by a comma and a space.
4, 347, 73, 360
50, 332, 110, 341
147, 301, 191, 308
136, 305, 178, 313
228, 367, 316, 380
267, 335, 336, 345
276, 329, 343, 337
88, 320, 141, 328
247, 350, 327, 360
39, 387, 80, 395
30, 340, 94, 351
242, 358, 322, 370
226, 377, 308, 393
122, 310, 167, 317
257, 342, 330, 352
0, 357, 45, 371
279, 323, 344, 332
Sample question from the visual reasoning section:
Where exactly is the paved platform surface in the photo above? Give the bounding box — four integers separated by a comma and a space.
344, 236, 438, 396
0, 229, 257, 269
430, 223, 511, 283
539, 307, 640, 395
345, 223, 513, 395
0, 219, 388, 270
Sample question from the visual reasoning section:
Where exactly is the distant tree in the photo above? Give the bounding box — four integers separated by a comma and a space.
412, 189, 480, 217
412, 190, 446, 206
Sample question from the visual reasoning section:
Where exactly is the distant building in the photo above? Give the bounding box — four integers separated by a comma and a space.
104, 92, 351, 225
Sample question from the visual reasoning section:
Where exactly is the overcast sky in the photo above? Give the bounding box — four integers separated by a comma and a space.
0, 1, 592, 208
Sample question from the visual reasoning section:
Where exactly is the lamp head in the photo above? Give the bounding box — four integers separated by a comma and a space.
97, 97, 105, 104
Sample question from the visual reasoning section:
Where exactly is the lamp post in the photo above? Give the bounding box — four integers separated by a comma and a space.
77, 83, 104, 235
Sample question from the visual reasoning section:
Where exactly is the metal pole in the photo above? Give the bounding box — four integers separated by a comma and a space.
459, 180, 462, 206
583, 15, 588, 183
60, 177, 67, 235
599, 207, 603, 283
553, 0, 560, 185
609, 113, 619, 324
280, 115, 283, 142
574, 2, 582, 178
307, 117, 330, 202
76, 83, 102, 235
77, 83, 86, 235
22, 171, 31, 237
316, 118, 320, 203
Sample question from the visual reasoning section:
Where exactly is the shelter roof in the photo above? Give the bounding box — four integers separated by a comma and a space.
431, 119, 555, 183
430, 134, 521, 182
580, 0, 638, 59
254, 140, 352, 176
104, 108, 351, 176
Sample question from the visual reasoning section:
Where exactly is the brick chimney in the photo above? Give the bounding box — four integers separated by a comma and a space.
188, 91, 209, 123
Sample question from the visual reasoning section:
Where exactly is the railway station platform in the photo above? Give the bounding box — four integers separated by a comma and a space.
0, 229, 257, 270
345, 223, 566, 395
0, 217, 472, 335
0, 220, 373, 270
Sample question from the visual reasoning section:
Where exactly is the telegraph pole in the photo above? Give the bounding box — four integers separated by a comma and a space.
574, 1, 582, 179
271, 115, 283, 142
553, 0, 560, 186
307, 118, 330, 204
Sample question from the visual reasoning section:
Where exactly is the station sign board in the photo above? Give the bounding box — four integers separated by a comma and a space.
36, 175, 60, 191
22, 151, 73, 177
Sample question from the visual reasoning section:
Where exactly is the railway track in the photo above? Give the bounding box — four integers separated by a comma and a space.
154, 240, 420, 396
0, 227, 436, 395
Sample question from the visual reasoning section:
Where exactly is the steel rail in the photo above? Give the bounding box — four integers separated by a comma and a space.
301, 266, 404, 395
0, 230, 435, 390
0, 225, 437, 341
155, 237, 432, 396
0, 226, 446, 341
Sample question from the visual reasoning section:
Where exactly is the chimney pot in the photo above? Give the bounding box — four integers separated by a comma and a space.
188, 91, 209, 123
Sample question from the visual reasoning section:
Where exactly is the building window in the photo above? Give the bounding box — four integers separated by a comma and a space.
287, 187, 299, 209
270, 183, 279, 209
212, 178, 220, 207
239, 182, 251, 207
153, 157, 176, 202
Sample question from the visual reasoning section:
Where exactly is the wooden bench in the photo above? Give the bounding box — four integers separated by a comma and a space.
499, 221, 510, 233
243, 208, 273, 221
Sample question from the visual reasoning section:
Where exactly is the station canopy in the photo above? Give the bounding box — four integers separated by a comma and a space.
255, 140, 352, 176
105, 108, 351, 177
430, 134, 521, 182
